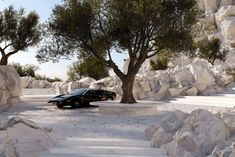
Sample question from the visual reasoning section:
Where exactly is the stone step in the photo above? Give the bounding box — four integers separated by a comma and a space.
41, 153, 168, 157
58, 138, 151, 147
165, 96, 235, 108
40, 137, 169, 157
48, 146, 166, 156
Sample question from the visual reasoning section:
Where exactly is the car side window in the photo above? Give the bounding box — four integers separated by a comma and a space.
96, 90, 103, 96
89, 90, 96, 96
84, 90, 91, 95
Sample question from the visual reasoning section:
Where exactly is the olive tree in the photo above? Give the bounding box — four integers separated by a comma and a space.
37, 0, 198, 103
0, 6, 40, 65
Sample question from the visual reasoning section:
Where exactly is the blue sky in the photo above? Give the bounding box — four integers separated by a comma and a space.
0, 0, 126, 80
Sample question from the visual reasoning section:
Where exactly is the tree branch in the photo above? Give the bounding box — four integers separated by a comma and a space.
146, 48, 162, 58
3, 43, 12, 51
6, 50, 19, 58
80, 39, 125, 79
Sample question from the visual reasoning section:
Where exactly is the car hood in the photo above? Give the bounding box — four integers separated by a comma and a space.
49, 94, 76, 102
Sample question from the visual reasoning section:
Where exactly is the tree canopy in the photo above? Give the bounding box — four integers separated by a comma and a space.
37, 0, 199, 103
0, 6, 40, 65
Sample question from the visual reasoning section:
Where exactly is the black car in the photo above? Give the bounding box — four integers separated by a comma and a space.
48, 88, 116, 108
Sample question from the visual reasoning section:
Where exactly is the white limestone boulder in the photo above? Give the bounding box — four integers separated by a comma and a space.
0, 66, 22, 107
55, 82, 69, 95
149, 71, 171, 100
188, 60, 216, 92
22, 78, 52, 89
185, 87, 198, 96
215, 5, 235, 25
221, 18, 235, 42
67, 81, 80, 93
220, 112, 235, 135
21, 76, 36, 88
151, 126, 173, 147
146, 109, 229, 157
0, 117, 64, 157
197, 0, 205, 10
145, 111, 189, 146
133, 75, 153, 100
169, 87, 187, 97
204, 0, 219, 13
164, 110, 229, 157
163, 130, 203, 157
145, 123, 162, 141
226, 49, 235, 65
187, 110, 229, 153
168, 56, 193, 68
78, 77, 96, 88
219, 0, 234, 8
210, 142, 235, 157
169, 67, 194, 89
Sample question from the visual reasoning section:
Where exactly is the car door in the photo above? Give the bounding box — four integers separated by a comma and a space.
83, 90, 98, 102
95, 90, 105, 101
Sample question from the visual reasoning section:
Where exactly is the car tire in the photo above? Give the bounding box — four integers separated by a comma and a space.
106, 97, 113, 101
71, 103, 77, 108
56, 103, 64, 109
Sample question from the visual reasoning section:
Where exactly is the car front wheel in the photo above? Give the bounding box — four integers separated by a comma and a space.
56, 103, 64, 109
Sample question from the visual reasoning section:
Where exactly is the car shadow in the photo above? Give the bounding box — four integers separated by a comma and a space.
62, 104, 99, 110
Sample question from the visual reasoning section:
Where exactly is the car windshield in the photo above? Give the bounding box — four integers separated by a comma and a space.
70, 89, 87, 95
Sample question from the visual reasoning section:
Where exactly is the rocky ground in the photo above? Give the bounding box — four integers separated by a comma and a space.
0, 90, 169, 157
1, 88, 235, 157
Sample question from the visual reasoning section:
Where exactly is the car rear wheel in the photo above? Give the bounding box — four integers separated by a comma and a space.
56, 103, 64, 109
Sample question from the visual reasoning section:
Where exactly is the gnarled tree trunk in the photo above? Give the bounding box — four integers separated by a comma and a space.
120, 76, 136, 104
0, 56, 8, 65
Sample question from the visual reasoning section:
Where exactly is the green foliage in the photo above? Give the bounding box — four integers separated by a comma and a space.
150, 50, 172, 70
11, 63, 62, 82
67, 56, 109, 81
197, 38, 228, 65
0, 6, 40, 65
11, 63, 39, 77
226, 67, 235, 82
35, 74, 62, 83
37, 0, 198, 64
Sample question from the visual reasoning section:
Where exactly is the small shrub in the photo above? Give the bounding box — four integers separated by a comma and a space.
197, 38, 228, 65
150, 50, 172, 71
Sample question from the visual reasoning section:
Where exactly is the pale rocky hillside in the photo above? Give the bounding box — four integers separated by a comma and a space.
197, 0, 235, 64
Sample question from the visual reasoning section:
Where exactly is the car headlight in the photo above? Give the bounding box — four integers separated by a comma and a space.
66, 99, 72, 103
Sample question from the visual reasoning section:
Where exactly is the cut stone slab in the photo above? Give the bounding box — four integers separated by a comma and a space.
40, 137, 169, 157
93, 101, 161, 116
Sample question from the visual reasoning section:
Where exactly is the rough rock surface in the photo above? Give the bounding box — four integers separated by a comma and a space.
196, 0, 235, 65
0, 66, 22, 108
56, 77, 96, 95
21, 76, 52, 89
90, 59, 233, 100
145, 109, 231, 157
0, 117, 64, 157
189, 60, 215, 92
